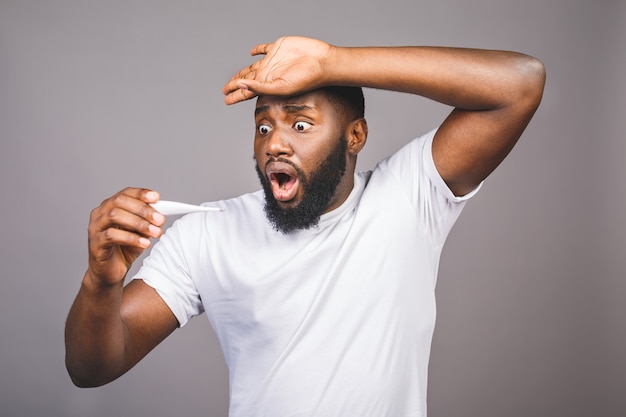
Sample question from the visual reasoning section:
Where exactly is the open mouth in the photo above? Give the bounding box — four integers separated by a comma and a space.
266, 161, 300, 202
272, 172, 293, 188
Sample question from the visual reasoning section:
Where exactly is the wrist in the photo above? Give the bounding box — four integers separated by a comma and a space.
323, 46, 376, 88
82, 268, 125, 295
323, 45, 352, 86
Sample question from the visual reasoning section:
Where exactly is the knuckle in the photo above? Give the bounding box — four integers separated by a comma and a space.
87, 222, 98, 237
112, 193, 125, 206
102, 227, 117, 242
142, 220, 152, 234
98, 194, 112, 208
122, 231, 134, 245
137, 203, 150, 219
89, 207, 99, 222
107, 207, 121, 222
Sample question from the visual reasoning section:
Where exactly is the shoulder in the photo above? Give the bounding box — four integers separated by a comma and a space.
369, 127, 479, 204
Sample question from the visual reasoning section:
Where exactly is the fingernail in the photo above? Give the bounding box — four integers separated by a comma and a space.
139, 237, 151, 248
146, 191, 159, 201
149, 224, 161, 237
153, 212, 165, 224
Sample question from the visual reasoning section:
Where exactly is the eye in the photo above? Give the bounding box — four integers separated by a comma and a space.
294, 121, 312, 132
257, 124, 272, 135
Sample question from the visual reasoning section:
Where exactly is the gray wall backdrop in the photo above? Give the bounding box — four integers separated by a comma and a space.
1, 0, 624, 416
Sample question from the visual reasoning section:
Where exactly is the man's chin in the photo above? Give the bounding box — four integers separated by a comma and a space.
262, 192, 322, 234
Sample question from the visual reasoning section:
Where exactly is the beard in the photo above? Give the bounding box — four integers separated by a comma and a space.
255, 135, 348, 234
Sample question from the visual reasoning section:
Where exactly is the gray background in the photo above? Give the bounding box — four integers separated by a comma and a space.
1, 0, 624, 416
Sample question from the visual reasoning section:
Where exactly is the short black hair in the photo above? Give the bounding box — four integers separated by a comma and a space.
319, 86, 365, 121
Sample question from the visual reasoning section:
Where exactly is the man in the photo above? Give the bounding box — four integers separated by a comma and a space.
65, 36, 545, 416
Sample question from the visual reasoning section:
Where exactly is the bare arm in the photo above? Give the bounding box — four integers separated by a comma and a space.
223, 36, 546, 195
65, 188, 178, 387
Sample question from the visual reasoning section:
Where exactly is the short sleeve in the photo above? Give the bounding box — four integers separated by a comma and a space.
133, 216, 204, 327
375, 128, 482, 246
420, 128, 482, 202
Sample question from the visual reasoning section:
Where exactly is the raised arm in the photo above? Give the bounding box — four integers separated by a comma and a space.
223, 36, 546, 195
65, 188, 178, 387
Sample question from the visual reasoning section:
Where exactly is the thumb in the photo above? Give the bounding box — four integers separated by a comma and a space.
224, 83, 259, 105
244, 78, 301, 98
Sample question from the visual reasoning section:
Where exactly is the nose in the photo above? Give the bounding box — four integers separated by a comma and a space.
264, 129, 292, 158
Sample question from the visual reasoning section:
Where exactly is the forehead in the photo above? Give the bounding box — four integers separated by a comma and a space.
255, 90, 335, 117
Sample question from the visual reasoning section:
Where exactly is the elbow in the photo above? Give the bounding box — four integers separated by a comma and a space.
514, 54, 546, 111
68, 373, 98, 389
67, 370, 100, 389
67, 370, 112, 389
66, 366, 103, 389
65, 357, 116, 388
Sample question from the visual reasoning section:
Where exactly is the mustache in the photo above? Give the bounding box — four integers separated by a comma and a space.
254, 155, 304, 179
264, 156, 297, 171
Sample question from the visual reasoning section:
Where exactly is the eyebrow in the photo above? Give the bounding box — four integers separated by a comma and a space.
255, 104, 315, 117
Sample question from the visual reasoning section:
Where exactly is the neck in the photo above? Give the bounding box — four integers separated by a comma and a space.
323, 164, 356, 214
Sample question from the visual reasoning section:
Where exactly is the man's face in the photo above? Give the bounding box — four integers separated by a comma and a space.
253, 91, 351, 233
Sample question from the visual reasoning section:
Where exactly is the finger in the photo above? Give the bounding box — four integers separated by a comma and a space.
89, 214, 160, 255
222, 61, 260, 95
250, 43, 270, 56
114, 189, 164, 225
222, 75, 247, 96
87, 226, 150, 272
224, 84, 259, 105
108, 206, 163, 238
94, 226, 152, 253
119, 187, 160, 204
91, 192, 164, 237
224, 72, 257, 93
229, 65, 253, 82
233, 60, 261, 81
87, 225, 149, 285
102, 201, 163, 238
105, 187, 162, 222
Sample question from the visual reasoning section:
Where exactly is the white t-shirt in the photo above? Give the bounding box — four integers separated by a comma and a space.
135, 129, 479, 417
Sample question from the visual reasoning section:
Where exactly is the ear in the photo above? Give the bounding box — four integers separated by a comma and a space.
347, 119, 368, 155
